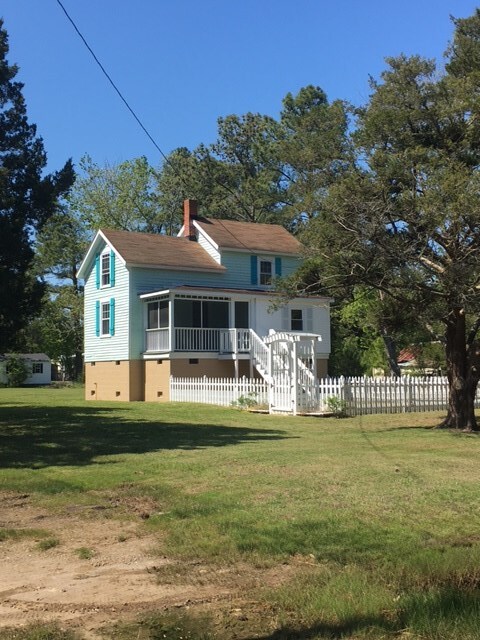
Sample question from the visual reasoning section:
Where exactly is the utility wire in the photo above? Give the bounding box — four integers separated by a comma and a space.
55, 0, 251, 218
55, 0, 170, 164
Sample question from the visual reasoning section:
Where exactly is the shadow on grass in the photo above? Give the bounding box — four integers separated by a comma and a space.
0, 404, 287, 469
247, 614, 395, 639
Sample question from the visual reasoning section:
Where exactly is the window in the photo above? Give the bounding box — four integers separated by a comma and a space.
291, 309, 303, 331
32, 362, 43, 374
101, 301, 111, 336
101, 252, 110, 287
148, 300, 169, 329
96, 249, 115, 289
259, 259, 273, 285
96, 298, 115, 337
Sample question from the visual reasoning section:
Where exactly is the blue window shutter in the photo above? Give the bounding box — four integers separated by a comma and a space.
110, 298, 115, 336
275, 257, 282, 277
251, 255, 258, 286
110, 251, 115, 286
95, 255, 100, 289
95, 301, 100, 336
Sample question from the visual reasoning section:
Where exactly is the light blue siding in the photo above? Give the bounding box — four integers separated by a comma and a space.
84, 236, 304, 362
84, 241, 130, 362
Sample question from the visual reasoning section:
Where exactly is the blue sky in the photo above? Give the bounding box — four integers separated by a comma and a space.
2, 1, 478, 173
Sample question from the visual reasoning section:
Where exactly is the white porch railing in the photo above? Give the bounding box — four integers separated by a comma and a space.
146, 328, 169, 352
146, 327, 253, 354
219, 329, 251, 354
250, 330, 270, 379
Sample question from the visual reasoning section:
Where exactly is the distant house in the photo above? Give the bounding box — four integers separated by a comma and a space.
0, 353, 52, 385
398, 345, 443, 376
77, 199, 332, 407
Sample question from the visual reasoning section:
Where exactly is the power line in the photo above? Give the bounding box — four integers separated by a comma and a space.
54, 0, 255, 218
55, 0, 170, 164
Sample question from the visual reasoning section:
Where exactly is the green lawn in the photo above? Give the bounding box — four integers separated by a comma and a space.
1, 386, 480, 639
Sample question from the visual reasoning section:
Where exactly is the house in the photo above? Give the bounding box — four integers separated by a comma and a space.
398, 345, 443, 376
77, 200, 331, 407
0, 353, 52, 385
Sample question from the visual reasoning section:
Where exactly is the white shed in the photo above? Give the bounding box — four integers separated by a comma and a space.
0, 353, 52, 385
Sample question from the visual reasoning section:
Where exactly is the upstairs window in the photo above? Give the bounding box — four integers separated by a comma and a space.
101, 252, 110, 287
259, 259, 273, 286
95, 249, 115, 288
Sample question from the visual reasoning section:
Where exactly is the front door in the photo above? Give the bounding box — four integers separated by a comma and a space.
234, 301, 249, 328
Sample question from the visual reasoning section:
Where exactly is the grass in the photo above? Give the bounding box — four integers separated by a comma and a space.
36, 536, 60, 551
1, 385, 480, 639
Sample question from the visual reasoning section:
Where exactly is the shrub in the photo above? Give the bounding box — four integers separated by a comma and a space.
5, 355, 29, 387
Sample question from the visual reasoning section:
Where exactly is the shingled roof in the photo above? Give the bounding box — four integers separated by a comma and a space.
195, 218, 302, 255
101, 229, 225, 272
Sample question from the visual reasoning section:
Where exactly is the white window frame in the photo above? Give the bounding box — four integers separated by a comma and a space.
32, 362, 44, 374
100, 299, 111, 337
101, 250, 110, 288
259, 258, 273, 286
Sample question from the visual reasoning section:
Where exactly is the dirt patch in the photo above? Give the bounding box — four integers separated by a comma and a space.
0, 492, 295, 638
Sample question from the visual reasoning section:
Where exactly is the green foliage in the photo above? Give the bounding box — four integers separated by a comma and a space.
36, 537, 60, 551
231, 392, 259, 409
0, 21, 74, 352
105, 610, 215, 640
297, 12, 480, 426
325, 395, 347, 417
70, 154, 161, 233
74, 546, 95, 559
0, 624, 79, 640
5, 355, 29, 387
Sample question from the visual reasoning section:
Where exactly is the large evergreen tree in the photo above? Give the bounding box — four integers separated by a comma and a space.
300, 11, 480, 430
0, 20, 74, 351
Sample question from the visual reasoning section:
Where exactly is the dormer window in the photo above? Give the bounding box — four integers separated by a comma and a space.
259, 259, 273, 286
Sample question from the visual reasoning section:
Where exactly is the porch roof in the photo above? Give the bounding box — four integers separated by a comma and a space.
139, 284, 331, 301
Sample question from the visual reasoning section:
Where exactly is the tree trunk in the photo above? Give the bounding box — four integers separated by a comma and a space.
380, 326, 401, 377
438, 307, 478, 431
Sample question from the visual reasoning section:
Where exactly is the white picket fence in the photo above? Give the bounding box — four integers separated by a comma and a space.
170, 376, 269, 407
170, 375, 480, 416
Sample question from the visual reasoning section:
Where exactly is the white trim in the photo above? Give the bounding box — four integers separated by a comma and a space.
192, 220, 220, 250
77, 230, 127, 279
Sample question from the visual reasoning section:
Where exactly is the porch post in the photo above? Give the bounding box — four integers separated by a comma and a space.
169, 297, 174, 352
292, 341, 298, 416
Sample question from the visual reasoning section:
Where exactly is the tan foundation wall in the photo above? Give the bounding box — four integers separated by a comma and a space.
85, 360, 143, 401
145, 359, 171, 402
129, 360, 145, 401
171, 359, 239, 379
316, 358, 329, 378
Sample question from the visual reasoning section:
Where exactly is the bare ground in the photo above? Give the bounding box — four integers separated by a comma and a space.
0, 492, 296, 639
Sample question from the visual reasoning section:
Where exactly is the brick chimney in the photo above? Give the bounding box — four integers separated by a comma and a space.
183, 199, 198, 240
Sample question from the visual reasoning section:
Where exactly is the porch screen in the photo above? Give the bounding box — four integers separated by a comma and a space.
174, 299, 228, 328
148, 300, 169, 329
